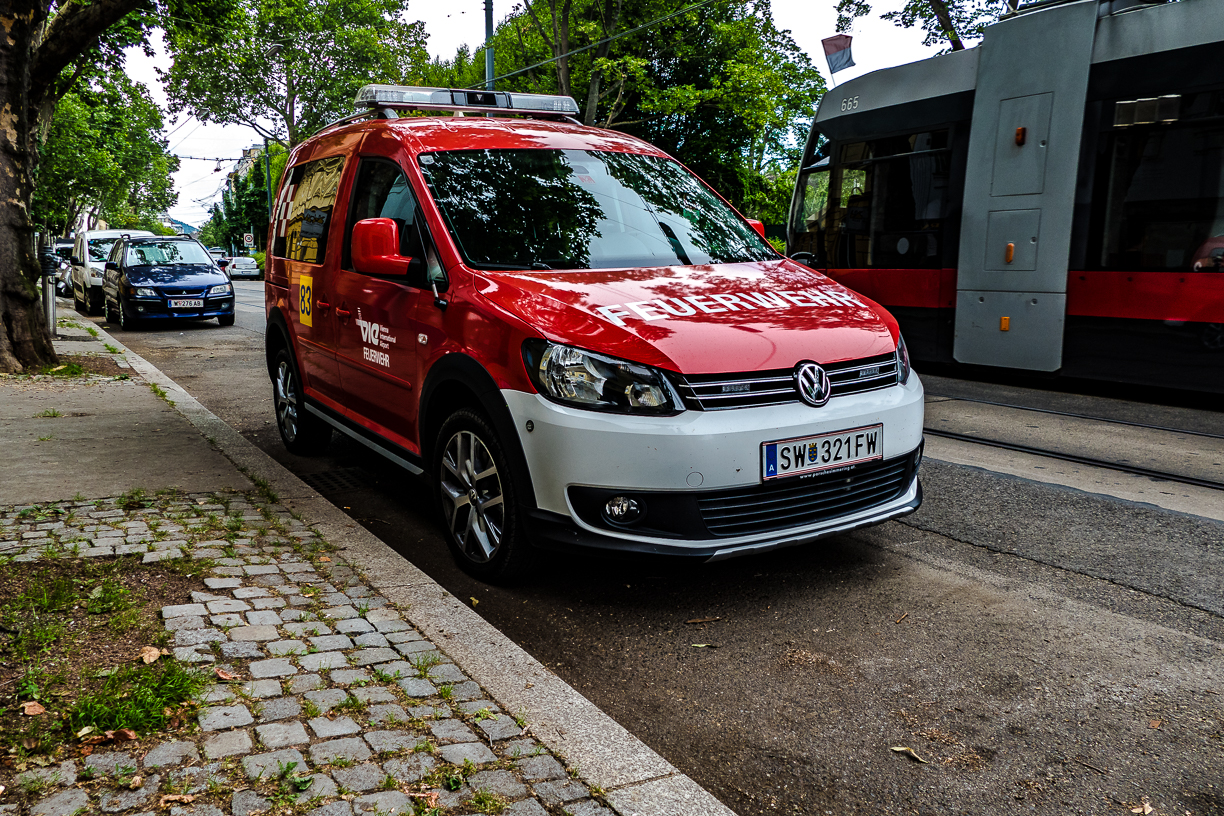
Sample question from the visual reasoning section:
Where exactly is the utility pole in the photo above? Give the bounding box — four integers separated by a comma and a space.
485, 0, 494, 91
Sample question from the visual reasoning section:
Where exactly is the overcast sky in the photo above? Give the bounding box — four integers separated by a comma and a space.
125, 0, 951, 227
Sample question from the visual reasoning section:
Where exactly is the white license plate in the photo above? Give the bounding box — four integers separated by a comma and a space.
169, 299, 204, 309
761, 424, 883, 481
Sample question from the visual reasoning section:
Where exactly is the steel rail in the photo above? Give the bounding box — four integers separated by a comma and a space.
923, 428, 1224, 491
925, 394, 1224, 440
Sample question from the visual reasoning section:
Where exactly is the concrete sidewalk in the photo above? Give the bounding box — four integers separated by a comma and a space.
0, 309, 733, 816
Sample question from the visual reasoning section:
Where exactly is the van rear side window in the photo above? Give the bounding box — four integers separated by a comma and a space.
273, 156, 345, 264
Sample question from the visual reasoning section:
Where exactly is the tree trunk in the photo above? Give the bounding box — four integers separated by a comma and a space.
581, 0, 621, 126
927, 0, 965, 51
0, 1, 56, 373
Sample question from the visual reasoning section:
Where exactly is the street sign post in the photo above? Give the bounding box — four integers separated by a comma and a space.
243, 233, 254, 248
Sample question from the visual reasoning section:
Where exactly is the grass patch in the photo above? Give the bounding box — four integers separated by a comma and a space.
36, 408, 63, 418
66, 660, 207, 734
149, 382, 175, 407
103, 343, 121, 354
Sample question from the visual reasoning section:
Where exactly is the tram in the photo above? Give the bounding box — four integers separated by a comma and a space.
787, 0, 1224, 393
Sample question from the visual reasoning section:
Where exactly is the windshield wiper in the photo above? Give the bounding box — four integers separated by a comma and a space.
469, 262, 535, 270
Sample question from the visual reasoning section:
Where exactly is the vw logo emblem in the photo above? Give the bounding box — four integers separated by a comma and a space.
794, 362, 831, 407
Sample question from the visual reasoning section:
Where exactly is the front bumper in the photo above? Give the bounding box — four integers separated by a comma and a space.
503, 373, 925, 555
123, 295, 235, 320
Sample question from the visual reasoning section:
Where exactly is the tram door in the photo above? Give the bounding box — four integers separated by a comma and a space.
953, 0, 1099, 371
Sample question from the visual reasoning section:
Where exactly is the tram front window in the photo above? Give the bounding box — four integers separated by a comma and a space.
1097, 91, 1224, 272
792, 130, 950, 269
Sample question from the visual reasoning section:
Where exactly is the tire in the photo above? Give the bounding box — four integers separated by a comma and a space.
105, 295, 119, 325
433, 408, 533, 583
272, 347, 331, 455
86, 286, 103, 316
218, 314, 236, 327
73, 283, 86, 314
116, 299, 138, 331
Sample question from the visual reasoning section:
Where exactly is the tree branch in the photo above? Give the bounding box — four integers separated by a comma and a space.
29, 0, 144, 113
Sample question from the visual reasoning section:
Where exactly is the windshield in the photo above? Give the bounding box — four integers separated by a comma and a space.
126, 240, 214, 266
417, 149, 775, 270
87, 239, 119, 263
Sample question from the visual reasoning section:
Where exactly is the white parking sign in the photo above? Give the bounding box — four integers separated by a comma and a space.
243, 233, 254, 247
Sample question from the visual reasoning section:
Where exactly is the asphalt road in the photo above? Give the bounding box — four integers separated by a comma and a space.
87, 284, 1224, 816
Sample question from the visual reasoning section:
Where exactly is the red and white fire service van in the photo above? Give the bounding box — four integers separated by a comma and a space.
265, 85, 925, 581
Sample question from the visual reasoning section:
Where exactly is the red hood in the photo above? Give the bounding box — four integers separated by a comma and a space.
472, 260, 898, 374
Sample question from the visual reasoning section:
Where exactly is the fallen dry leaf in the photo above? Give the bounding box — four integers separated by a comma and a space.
685, 617, 720, 624
106, 728, 138, 742
159, 795, 195, 806
214, 668, 237, 681
320, 556, 331, 562
21, 738, 39, 750
20, 701, 46, 716
139, 646, 161, 664
890, 746, 929, 764
470, 597, 479, 606
1149, 719, 1162, 729
128, 775, 143, 789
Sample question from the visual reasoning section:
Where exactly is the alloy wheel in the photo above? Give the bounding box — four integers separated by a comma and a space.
439, 430, 505, 563
275, 360, 300, 443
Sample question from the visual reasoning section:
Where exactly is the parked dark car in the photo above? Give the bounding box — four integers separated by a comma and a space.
102, 235, 236, 330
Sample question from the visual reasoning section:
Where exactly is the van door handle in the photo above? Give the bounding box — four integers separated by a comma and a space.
316, 299, 331, 311
336, 307, 352, 320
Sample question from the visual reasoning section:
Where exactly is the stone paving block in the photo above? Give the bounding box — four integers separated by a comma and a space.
173, 646, 215, 663
243, 748, 307, 780
304, 688, 349, 712
245, 563, 280, 575
269, 639, 307, 656
394, 640, 435, 656
516, 754, 566, 781
367, 704, 408, 726
300, 651, 347, 671
161, 603, 206, 618
479, 714, 524, 741
321, 605, 359, 620
364, 730, 417, 754
256, 720, 310, 749
258, 696, 302, 722
285, 621, 332, 637
353, 632, 389, 648
99, 773, 160, 811
250, 658, 297, 678
229, 624, 281, 642
175, 628, 226, 647
457, 700, 501, 715
294, 772, 339, 802
564, 800, 615, 816
397, 677, 437, 697
352, 687, 397, 704
252, 596, 287, 609
309, 737, 372, 765
233, 586, 271, 599
204, 577, 242, 589
330, 668, 371, 685
385, 630, 423, 644
142, 741, 199, 769
534, 780, 590, 805
383, 754, 437, 784
309, 715, 361, 738
16, 760, 76, 789
504, 800, 550, 816
252, 573, 287, 588
430, 719, 476, 744
408, 704, 451, 720
306, 801, 353, 816
206, 599, 251, 614
31, 788, 89, 816
332, 762, 386, 792
214, 566, 245, 576
350, 647, 399, 666
437, 742, 497, 765
280, 561, 313, 572
428, 663, 468, 683
201, 685, 235, 704
80, 751, 134, 776
469, 769, 528, 799
373, 619, 411, 633
334, 618, 374, 634
246, 610, 283, 626
353, 791, 412, 815
232, 789, 271, 816
289, 673, 324, 693
199, 704, 254, 731
321, 592, 351, 606
370, 660, 415, 678
221, 641, 264, 659
309, 634, 354, 651
211, 613, 244, 627
449, 680, 484, 701
242, 679, 282, 698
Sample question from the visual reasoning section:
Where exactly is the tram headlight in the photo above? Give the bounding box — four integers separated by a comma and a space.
897, 334, 911, 385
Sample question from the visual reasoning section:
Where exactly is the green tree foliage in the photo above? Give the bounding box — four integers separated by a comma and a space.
835, 0, 999, 52
200, 143, 288, 252
162, 0, 430, 146
32, 72, 179, 237
427, 0, 823, 223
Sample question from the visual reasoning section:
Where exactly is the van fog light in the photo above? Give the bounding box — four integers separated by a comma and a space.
603, 496, 642, 524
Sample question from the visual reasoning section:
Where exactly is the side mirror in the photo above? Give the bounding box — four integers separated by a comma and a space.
353, 218, 422, 279
790, 251, 815, 267
104, 261, 119, 272
746, 218, 766, 239
217, 259, 229, 268
71, 255, 81, 265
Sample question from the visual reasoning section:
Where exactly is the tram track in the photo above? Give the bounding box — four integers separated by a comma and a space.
922, 427, 1224, 492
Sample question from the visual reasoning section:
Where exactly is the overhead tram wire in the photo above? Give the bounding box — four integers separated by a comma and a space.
467, 0, 726, 89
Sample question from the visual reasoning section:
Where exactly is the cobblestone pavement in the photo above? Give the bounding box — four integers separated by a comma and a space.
2, 490, 611, 816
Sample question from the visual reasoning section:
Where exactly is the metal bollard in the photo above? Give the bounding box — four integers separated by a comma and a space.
39, 245, 57, 338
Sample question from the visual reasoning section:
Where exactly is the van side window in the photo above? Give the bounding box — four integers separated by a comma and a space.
274, 156, 345, 264
345, 158, 426, 267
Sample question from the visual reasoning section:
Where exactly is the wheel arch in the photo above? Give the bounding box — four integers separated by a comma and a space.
420, 353, 537, 509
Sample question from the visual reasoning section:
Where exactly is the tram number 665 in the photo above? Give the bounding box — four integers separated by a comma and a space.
841, 96, 860, 112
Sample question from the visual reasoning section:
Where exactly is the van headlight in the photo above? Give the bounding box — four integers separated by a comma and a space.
897, 334, 911, 385
522, 340, 681, 415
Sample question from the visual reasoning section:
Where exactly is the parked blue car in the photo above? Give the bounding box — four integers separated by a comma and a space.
102, 236, 236, 330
